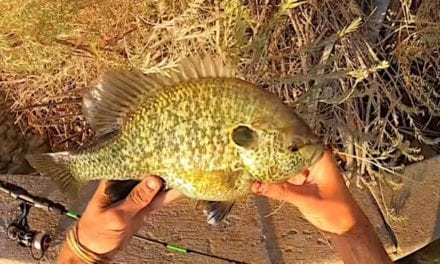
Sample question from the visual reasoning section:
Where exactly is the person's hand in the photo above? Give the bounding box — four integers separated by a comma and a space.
251, 150, 363, 234
76, 176, 181, 256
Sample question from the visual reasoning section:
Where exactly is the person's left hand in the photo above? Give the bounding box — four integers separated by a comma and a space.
76, 176, 181, 256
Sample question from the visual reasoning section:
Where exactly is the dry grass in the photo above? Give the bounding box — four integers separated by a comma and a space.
0, 0, 439, 188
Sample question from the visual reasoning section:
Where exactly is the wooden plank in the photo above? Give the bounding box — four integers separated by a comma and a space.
369, 154, 440, 259
0, 175, 267, 264
0, 155, 439, 263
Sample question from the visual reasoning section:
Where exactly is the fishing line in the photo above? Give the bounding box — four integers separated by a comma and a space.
0, 179, 247, 264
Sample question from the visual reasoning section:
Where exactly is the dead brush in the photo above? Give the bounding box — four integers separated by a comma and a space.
0, 0, 439, 191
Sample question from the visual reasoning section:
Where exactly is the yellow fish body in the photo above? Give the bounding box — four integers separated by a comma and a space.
27, 55, 323, 224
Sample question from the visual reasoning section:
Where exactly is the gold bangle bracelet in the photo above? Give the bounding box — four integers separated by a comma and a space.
66, 224, 111, 264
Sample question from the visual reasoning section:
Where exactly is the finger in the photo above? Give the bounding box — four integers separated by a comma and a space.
137, 189, 183, 217
117, 176, 163, 217
251, 182, 318, 207
88, 180, 112, 211
306, 151, 348, 195
287, 171, 308, 185
148, 189, 183, 210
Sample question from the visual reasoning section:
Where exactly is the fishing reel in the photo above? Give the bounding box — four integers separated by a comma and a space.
7, 202, 51, 260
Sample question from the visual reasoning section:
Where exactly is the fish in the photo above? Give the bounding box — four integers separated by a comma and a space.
26, 55, 324, 224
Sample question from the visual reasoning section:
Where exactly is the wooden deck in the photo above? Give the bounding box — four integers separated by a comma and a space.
0, 155, 439, 263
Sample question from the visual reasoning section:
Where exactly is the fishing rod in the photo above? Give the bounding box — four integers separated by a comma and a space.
0, 179, 247, 263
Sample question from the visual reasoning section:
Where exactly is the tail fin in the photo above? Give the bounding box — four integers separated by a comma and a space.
26, 152, 84, 197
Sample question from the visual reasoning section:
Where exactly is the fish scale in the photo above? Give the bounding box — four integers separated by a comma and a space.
69, 80, 245, 189
27, 55, 324, 224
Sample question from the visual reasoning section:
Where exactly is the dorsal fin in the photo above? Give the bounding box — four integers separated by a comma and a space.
82, 54, 236, 135
82, 70, 159, 135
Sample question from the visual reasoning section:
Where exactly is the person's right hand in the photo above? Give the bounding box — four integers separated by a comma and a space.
251, 149, 363, 235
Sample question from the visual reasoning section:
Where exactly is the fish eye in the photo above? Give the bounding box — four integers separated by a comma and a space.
289, 145, 299, 152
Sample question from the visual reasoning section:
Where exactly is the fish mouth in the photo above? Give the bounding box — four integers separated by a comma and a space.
310, 147, 324, 166
307, 144, 325, 168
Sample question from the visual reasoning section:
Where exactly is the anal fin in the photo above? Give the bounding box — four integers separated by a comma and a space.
201, 201, 235, 225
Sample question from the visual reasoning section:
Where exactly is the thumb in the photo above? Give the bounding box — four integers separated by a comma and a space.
118, 176, 163, 217
251, 182, 319, 207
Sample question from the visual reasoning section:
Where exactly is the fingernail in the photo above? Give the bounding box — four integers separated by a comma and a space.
146, 178, 157, 190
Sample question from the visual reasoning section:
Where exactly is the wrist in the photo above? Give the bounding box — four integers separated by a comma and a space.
76, 219, 120, 256
76, 221, 102, 255
65, 223, 112, 264
58, 242, 85, 264
321, 198, 366, 235
328, 209, 392, 264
